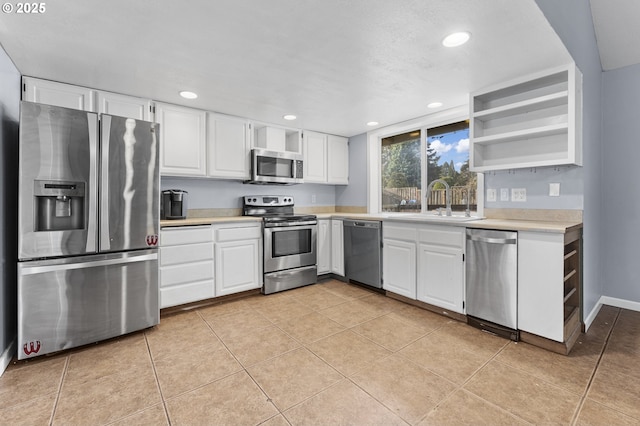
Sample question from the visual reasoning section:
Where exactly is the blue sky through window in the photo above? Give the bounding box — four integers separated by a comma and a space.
427, 128, 469, 171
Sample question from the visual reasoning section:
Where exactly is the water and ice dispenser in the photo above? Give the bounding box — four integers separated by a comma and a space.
34, 180, 85, 231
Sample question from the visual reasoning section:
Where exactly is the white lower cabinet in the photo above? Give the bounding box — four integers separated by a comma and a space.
160, 225, 215, 308
331, 219, 344, 276
518, 231, 571, 343
317, 219, 331, 274
214, 223, 262, 296
383, 221, 465, 312
383, 223, 417, 298
416, 226, 465, 313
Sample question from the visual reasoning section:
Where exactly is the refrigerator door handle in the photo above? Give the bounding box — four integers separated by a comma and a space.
19, 252, 157, 275
86, 113, 99, 252
100, 114, 111, 251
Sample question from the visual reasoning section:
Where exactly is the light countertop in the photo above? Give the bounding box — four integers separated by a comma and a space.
162, 213, 581, 233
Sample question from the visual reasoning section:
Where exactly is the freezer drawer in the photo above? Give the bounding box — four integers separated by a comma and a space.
18, 250, 159, 359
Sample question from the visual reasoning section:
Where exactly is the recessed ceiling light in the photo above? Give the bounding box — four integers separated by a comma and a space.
442, 31, 471, 47
367, 121, 379, 126
428, 102, 443, 109
179, 91, 198, 99
283, 114, 297, 120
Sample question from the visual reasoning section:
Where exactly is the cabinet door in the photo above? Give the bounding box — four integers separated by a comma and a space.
215, 239, 261, 296
327, 135, 349, 184
331, 219, 344, 275
382, 239, 416, 299
518, 231, 564, 341
303, 131, 327, 183
155, 102, 207, 176
97, 91, 152, 121
22, 77, 95, 111
207, 114, 250, 179
317, 219, 331, 274
417, 243, 464, 313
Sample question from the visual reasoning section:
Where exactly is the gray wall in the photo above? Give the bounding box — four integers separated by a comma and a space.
0, 44, 20, 370
336, 132, 368, 208
484, 165, 582, 209
535, 0, 604, 316
161, 178, 336, 209
601, 63, 640, 303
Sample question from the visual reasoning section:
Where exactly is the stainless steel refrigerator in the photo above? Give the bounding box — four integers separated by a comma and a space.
17, 101, 160, 360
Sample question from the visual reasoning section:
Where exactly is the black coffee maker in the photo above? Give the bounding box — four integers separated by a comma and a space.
161, 189, 188, 220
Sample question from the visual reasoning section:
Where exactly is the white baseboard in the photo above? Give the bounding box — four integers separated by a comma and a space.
0, 339, 16, 377
584, 296, 640, 332
583, 299, 603, 332
600, 296, 640, 312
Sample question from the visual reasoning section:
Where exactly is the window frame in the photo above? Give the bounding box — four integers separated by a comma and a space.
366, 105, 484, 216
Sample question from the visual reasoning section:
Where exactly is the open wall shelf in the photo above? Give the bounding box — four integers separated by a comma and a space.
470, 64, 582, 172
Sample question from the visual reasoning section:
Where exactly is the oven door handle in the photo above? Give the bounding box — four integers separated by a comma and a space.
264, 224, 318, 230
264, 221, 318, 231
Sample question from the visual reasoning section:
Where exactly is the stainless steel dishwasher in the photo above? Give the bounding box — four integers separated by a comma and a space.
465, 229, 518, 340
343, 220, 382, 289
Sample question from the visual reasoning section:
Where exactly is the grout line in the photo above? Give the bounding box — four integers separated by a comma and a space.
196, 309, 284, 417
48, 355, 70, 426
569, 308, 621, 426
143, 332, 173, 426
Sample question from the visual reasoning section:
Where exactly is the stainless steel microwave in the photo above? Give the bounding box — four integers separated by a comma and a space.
248, 148, 304, 185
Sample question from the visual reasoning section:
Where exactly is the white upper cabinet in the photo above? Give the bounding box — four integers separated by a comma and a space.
303, 132, 348, 185
155, 102, 207, 176
327, 135, 349, 184
207, 113, 251, 179
470, 63, 582, 171
303, 131, 327, 183
97, 91, 153, 121
22, 77, 95, 111
253, 123, 301, 154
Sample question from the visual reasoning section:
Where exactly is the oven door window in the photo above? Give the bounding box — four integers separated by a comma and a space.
272, 228, 311, 257
257, 156, 293, 178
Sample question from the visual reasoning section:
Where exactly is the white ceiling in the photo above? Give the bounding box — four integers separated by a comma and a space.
590, 0, 640, 71
0, 0, 574, 137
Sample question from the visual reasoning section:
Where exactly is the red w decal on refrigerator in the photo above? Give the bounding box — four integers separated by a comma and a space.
146, 234, 158, 246
23, 341, 41, 356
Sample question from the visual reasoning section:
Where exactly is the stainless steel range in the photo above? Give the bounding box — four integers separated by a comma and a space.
243, 195, 317, 294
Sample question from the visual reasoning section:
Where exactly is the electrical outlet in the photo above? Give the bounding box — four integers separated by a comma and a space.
549, 183, 560, 197
500, 188, 509, 202
512, 188, 527, 202
486, 188, 497, 202
311, 194, 316, 203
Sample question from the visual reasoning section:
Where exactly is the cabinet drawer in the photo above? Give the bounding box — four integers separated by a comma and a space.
418, 225, 464, 248
215, 226, 261, 242
160, 242, 213, 266
383, 224, 417, 241
161, 226, 212, 246
160, 281, 215, 309
160, 261, 214, 287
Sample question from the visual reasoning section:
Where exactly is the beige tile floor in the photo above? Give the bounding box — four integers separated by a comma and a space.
1, 279, 638, 425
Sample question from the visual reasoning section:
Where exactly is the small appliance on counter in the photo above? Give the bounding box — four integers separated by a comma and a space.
243, 195, 317, 294
161, 189, 188, 219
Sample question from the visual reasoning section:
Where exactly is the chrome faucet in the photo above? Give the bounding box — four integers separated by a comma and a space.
462, 186, 471, 217
426, 179, 451, 216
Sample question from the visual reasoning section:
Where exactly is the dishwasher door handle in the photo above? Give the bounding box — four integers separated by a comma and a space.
467, 235, 517, 244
